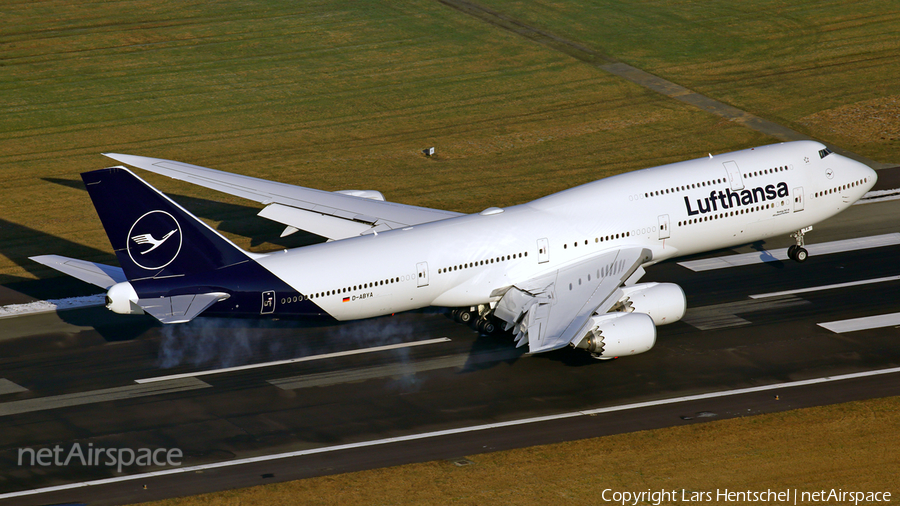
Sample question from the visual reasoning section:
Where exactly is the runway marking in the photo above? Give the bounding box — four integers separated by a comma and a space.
270, 355, 469, 390
855, 188, 900, 205
5, 365, 900, 501
135, 338, 451, 384
0, 377, 209, 417
0, 294, 105, 319
677, 233, 900, 272
750, 275, 900, 299
269, 348, 521, 390
681, 295, 810, 330
0, 378, 28, 395
818, 312, 900, 333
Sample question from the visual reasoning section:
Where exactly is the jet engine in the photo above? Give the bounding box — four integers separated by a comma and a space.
615, 282, 686, 325
105, 281, 145, 315
573, 312, 656, 358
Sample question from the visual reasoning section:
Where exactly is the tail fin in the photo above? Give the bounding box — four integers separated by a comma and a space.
82, 167, 252, 281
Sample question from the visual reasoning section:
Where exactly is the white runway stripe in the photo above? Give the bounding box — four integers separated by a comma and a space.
678, 233, 900, 272
0, 294, 105, 319
855, 189, 900, 205
0, 378, 28, 395
818, 312, 900, 333
135, 338, 451, 384
749, 275, 900, 299
0, 377, 210, 417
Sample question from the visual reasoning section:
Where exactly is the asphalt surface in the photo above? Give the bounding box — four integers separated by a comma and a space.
1, 176, 899, 505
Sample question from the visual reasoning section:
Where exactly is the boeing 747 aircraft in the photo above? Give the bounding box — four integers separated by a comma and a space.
33, 141, 876, 358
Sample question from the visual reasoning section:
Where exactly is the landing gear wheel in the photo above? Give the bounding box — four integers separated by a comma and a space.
787, 245, 808, 262
451, 309, 463, 322
476, 318, 496, 334
459, 310, 474, 323
789, 227, 811, 263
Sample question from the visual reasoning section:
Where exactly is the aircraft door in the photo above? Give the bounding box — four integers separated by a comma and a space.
537, 238, 549, 264
793, 187, 804, 212
658, 215, 670, 240
723, 161, 745, 190
416, 262, 429, 287
261, 290, 275, 314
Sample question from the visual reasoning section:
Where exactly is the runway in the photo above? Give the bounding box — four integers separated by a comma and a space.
1, 191, 898, 505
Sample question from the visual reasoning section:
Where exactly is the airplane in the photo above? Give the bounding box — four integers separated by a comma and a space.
32, 140, 877, 359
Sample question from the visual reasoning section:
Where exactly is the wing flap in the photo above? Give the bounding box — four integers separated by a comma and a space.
494, 247, 652, 354
258, 204, 375, 241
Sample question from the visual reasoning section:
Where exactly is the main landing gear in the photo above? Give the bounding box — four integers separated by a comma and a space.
788, 226, 812, 263
451, 307, 498, 335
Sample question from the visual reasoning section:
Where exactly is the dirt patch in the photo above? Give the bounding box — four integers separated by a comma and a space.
798, 95, 900, 143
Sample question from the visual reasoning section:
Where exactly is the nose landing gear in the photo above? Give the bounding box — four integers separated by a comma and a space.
788, 226, 812, 263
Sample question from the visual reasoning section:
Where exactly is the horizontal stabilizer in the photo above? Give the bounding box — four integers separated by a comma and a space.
138, 292, 230, 324
30, 255, 126, 290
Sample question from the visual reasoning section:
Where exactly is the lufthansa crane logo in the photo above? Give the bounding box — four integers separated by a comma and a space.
127, 210, 183, 270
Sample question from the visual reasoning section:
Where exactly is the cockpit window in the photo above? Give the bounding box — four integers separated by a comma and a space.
819, 147, 832, 159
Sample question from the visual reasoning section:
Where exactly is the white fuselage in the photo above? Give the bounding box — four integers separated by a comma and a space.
256, 141, 876, 320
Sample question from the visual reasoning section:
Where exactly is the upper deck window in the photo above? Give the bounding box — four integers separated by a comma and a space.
819, 147, 832, 159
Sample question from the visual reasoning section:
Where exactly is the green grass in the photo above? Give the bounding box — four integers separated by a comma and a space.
476, 0, 900, 163
0, 0, 770, 284
136, 396, 900, 506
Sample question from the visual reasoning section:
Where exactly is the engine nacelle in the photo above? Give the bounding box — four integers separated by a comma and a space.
617, 282, 686, 325
574, 312, 656, 358
105, 282, 144, 315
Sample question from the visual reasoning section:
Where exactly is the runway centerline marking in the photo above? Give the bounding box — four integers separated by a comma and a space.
0, 378, 28, 395
818, 312, 900, 333
677, 233, 900, 272
269, 348, 522, 390
0, 377, 209, 417
681, 295, 810, 330
135, 338, 451, 384
750, 275, 900, 299
5, 366, 900, 500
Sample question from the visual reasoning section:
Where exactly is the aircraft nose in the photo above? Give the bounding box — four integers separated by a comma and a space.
861, 161, 878, 189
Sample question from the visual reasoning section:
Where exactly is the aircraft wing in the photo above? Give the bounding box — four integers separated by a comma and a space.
103, 154, 463, 241
492, 247, 652, 354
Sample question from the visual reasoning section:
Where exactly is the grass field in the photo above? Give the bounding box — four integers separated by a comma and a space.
138, 397, 900, 506
477, 0, 900, 163
1, 0, 897, 504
